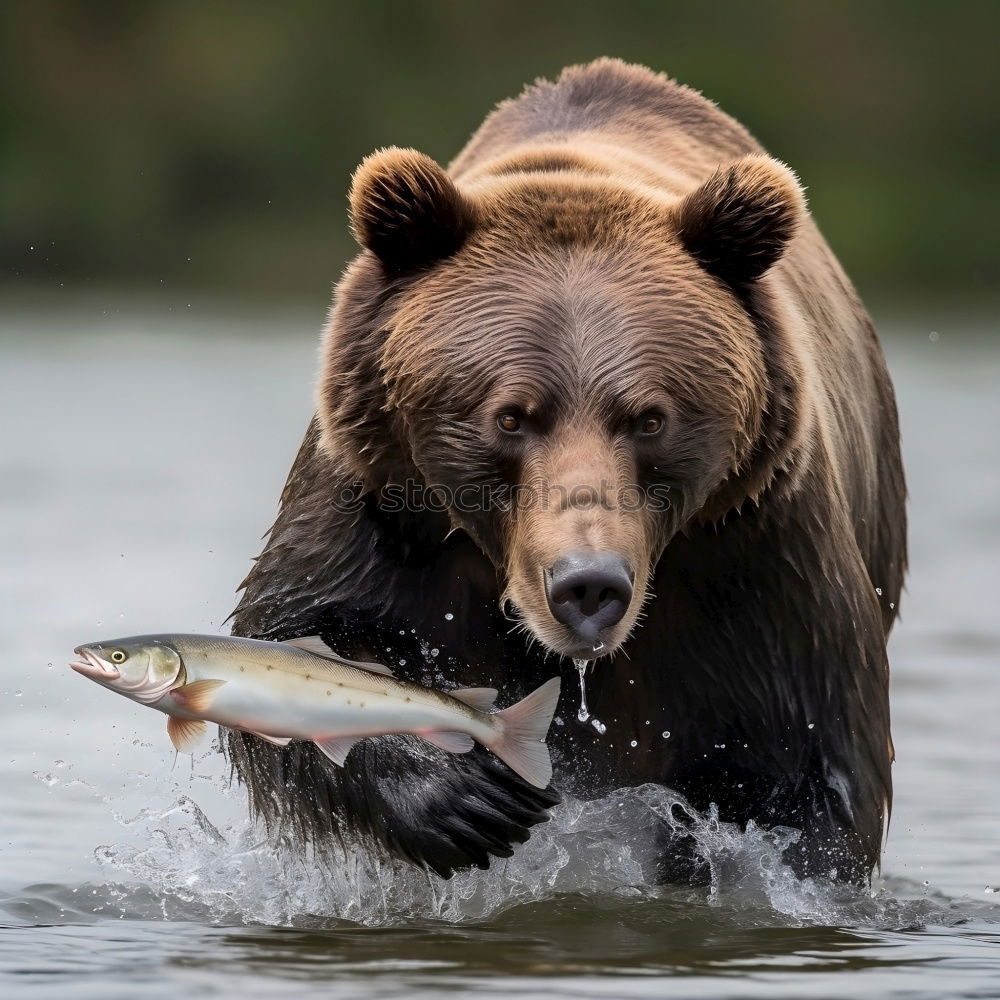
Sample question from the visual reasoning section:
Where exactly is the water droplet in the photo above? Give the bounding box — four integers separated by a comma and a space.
929, 330, 940, 342
807, 722, 815, 730
661, 730, 671, 739
590, 718, 607, 734
430, 648, 439, 657
628, 678, 634, 685
629, 740, 637, 748
398, 658, 406, 666
15, 690, 22, 698
444, 613, 454, 621
875, 587, 883, 596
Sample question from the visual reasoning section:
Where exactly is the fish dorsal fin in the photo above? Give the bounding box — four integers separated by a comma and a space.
340, 657, 395, 677
281, 636, 395, 677
283, 635, 341, 658
449, 687, 498, 712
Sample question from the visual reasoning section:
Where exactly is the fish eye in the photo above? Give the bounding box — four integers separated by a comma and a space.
497, 413, 521, 434
637, 412, 665, 436
109, 649, 127, 664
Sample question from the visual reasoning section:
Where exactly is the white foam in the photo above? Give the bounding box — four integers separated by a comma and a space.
75, 782, 1000, 931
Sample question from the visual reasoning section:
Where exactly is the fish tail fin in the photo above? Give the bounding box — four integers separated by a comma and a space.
489, 677, 561, 788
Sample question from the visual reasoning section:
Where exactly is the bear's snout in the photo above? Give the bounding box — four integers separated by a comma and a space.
545, 551, 634, 648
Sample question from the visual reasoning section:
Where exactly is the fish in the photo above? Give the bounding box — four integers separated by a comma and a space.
69, 633, 561, 788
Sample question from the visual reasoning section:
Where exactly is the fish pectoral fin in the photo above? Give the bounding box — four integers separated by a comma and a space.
167, 716, 207, 752
281, 636, 395, 677
421, 731, 474, 754
450, 687, 498, 712
171, 678, 226, 713
249, 731, 292, 747
313, 735, 361, 767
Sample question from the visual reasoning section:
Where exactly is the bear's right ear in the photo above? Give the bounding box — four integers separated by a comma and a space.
349, 147, 477, 275
676, 154, 805, 286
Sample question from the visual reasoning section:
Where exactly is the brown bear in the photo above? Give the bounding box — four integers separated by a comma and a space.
226, 58, 905, 885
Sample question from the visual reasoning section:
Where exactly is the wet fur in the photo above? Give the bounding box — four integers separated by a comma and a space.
228, 59, 905, 883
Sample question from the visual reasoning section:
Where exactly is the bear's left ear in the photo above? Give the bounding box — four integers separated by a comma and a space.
349, 147, 477, 275
676, 155, 806, 286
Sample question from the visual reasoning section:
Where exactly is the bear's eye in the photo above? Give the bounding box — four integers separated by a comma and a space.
638, 413, 665, 436
497, 413, 521, 434
110, 649, 127, 664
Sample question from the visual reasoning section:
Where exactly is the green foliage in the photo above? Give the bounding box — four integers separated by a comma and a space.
2, 0, 996, 302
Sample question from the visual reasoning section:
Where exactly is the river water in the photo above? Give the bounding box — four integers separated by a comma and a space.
1, 302, 998, 998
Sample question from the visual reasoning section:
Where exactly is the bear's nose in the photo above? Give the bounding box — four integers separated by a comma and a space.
545, 550, 635, 646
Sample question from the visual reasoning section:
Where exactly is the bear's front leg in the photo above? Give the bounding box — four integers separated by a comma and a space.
224, 729, 559, 877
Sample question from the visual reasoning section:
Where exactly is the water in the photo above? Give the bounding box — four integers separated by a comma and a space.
574, 658, 590, 721
574, 658, 607, 734
2, 303, 999, 998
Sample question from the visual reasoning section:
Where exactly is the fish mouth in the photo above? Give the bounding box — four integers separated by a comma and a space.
69, 647, 121, 682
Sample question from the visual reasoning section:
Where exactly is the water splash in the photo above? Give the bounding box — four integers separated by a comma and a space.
15, 782, 984, 933
87, 786, 676, 925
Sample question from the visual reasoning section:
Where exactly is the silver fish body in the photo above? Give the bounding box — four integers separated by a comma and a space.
70, 633, 560, 787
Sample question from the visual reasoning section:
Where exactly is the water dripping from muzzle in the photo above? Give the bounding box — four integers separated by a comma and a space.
574, 659, 590, 722
573, 657, 607, 735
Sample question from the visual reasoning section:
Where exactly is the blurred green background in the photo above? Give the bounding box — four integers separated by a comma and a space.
2, 0, 996, 312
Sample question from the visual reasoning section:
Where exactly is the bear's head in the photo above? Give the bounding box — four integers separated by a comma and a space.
319, 148, 808, 659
